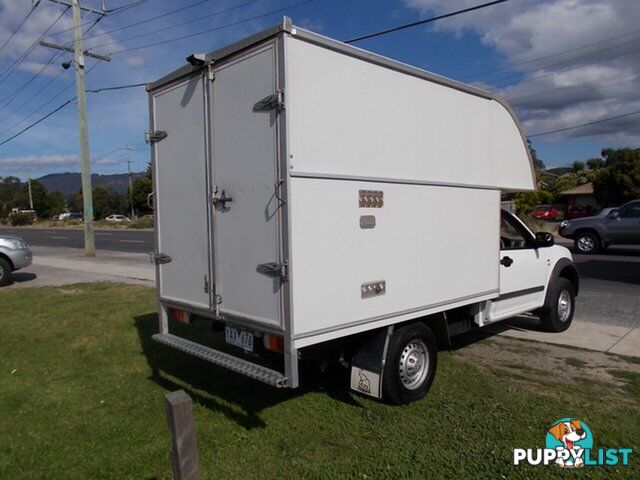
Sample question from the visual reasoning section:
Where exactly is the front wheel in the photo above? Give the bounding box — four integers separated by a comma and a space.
574, 232, 599, 254
382, 323, 437, 405
540, 278, 575, 332
0, 257, 12, 287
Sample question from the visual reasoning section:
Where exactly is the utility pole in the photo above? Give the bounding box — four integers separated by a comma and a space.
27, 170, 34, 210
120, 145, 135, 220
39, 0, 111, 256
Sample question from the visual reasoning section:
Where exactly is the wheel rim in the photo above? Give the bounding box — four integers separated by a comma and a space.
577, 235, 595, 252
399, 339, 429, 390
558, 290, 572, 322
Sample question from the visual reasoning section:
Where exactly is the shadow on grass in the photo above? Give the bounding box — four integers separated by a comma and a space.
134, 313, 361, 429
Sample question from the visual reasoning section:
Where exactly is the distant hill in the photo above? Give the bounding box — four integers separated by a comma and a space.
36, 172, 146, 196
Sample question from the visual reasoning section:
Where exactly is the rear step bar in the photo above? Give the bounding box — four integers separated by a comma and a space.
152, 333, 288, 388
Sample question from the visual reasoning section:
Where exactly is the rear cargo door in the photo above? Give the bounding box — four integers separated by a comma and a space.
210, 44, 282, 326
152, 75, 211, 310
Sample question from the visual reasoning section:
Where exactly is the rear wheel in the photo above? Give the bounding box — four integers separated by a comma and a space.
574, 231, 599, 254
0, 257, 12, 287
540, 278, 575, 332
382, 323, 437, 405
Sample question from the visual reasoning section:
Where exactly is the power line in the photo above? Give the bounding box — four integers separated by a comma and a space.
86, 82, 146, 93
344, 0, 509, 44
528, 110, 640, 138
82, 0, 215, 42
488, 37, 640, 88
0, 70, 141, 146
108, 0, 315, 55
0, 99, 73, 148
463, 28, 640, 80
88, 0, 262, 50
0, 16, 104, 127
507, 71, 638, 104
0, 1, 42, 56
0, 52, 62, 112
0, 61, 100, 135
0, 5, 69, 86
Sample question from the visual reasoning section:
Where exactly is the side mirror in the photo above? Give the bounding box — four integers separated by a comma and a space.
608, 210, 620, 219
535, 231, 554, 248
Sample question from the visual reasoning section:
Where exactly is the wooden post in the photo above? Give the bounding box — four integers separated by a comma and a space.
164, 390, 201, 480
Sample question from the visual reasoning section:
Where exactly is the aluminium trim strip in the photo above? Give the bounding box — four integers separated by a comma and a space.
495, 285, 545, 301
293, 289, 500, 340
290, 171, 502, 191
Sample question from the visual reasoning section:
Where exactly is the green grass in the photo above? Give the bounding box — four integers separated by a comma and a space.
1, 284, 638, 479
566, 357, 589, 369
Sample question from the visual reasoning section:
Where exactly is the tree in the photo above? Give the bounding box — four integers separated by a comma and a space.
42, 191, 66, 218
572, 161, 585, 173
67, 191, 83, 212
130, 176, 153, 215
527, 139, 545, 171
11, 180, 47, 214
593, 148, 640, 205
586, 157, 604, 170
92, 186, 126, 219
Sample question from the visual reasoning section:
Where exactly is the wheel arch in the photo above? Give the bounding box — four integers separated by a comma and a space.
0, 252, 15, 271
543, 258, 579, 313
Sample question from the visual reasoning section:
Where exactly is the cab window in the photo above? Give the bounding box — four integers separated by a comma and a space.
500, 211, 533, 250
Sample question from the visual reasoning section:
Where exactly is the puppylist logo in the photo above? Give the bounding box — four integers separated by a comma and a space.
514, 418, 633, 468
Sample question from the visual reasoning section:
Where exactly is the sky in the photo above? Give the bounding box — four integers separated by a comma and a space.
0, 0, 638, 180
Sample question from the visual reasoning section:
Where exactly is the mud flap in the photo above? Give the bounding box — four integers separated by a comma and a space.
350, 326, 394, 399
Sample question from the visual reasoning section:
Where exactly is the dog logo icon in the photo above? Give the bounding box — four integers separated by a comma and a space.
546, 419, 593, 468
357, 371, 371, 394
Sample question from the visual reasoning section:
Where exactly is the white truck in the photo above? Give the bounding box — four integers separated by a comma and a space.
146, 18, 579, 404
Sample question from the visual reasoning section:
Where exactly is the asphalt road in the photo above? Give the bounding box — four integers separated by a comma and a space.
0, 227, 154, 253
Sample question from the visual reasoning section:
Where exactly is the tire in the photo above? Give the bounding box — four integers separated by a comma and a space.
0, 257, 11, 287
382, 323, 437, 405
574, 231, 599, 254
540, 277, 575, 332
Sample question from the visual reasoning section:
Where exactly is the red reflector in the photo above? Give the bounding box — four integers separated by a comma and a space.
265, 334, 284, 353
169, 308, 191, 324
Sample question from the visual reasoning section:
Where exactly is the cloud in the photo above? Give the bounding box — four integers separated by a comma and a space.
404, 0, 640, 142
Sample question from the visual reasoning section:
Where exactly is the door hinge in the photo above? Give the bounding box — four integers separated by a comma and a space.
204, 275, 210, 293
257, 261, 288, 281
149, 252, 172, 265
253, 90, 284, 112
145, 130, 167, 144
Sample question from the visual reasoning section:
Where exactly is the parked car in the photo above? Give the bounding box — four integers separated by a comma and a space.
559, 199, 640, 253
566, 205, 596, 219
531, 205, 559, 221
67, 212, 84, 221
105, 214, 131, 223
0, 235, 33, 287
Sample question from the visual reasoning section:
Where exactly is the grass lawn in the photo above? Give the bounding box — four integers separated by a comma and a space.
1, 284, 638, 479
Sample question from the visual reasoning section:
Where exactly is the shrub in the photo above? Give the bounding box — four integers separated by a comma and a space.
127, 216, 154, 229
9, 212, 33, 226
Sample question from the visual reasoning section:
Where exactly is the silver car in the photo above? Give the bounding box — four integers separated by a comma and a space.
0, 235, 33, 286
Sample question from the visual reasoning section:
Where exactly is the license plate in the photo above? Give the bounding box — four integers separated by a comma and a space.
225, 326, 254, 352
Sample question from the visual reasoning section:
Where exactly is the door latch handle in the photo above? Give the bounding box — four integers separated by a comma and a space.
500, 256, 513, 267
212, 190, 233, 208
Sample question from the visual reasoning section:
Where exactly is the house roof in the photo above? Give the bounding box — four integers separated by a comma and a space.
560, 182, 594, 195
